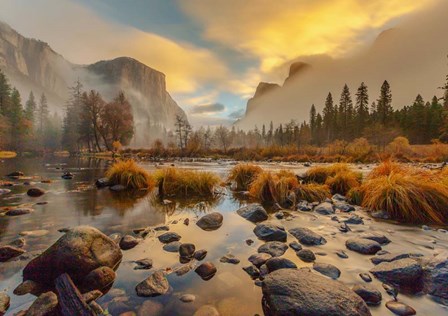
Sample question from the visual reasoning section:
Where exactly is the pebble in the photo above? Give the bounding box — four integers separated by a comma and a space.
180, 294, 196, 303
359, 273, 372, 282
385, 301, 416, 316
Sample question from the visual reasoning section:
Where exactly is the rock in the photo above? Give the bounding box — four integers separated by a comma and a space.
297, 201, 312, 212
334, 201, 355, 212
313, 262, 341, 279
7, 171, 24, 178
346, 238, 382, 255
22, 226, 122, 287
154, 225, 169, 231
265, 257, 297, 273
110, 184, 126, 192
245, 239, 254, 246
343, 215, 364, 225
332, 193, 347, 202
0, 245, 26, 262
9, 237, 26, 248
108, 298, 131, 314
371, 210, 390, 219
61, 172, 73, 180
296, 249, 316, 262
27, 188, 45, 197
339, 223, 351, 232
183, 218, 189, 225
175, 264, 193, 276
274, 211, 284, 219
371, 253, 423, 265
262, 268, 371, 316
196, 212, 223, 231
119, 235, 140, 250
25, 291, 58, 316
243, 265, 260, 279
248, 253, 272, 268
289, 241, 302, 251
289, 227, 326, 246
137, 300, 164, 316
193, 249, 207, 261
89, 301, 104, 315
0, 188, 11, 195
253, 223, 287, 242
314, 202, 335, 215
195, 262, 217, 280
194, 305, 220, 316
82, 290, 103, 303
134, 258, 153, 270
95, 178, 111, 188
336, 250, 349, 259
158, 232, 181, 243
180, 294, 196, 303
0, 292, 9, 314
258, 241, 288, 257
163, 241, 182, 252
109, 233, 122, 244
135, 270, 169, 297
179, 243, 196, 258
422, 250, 448, 299
359, 232, 391, 245
236, 203, 268, 222
383, 283, 398, 299
220, 254, 240, 264
385, 301, 416, 316
370, 258, 423, 287
352, 284, 382, 305
14, 280, 44, 296
359, 273, 372, 282
80, 266, 116, 292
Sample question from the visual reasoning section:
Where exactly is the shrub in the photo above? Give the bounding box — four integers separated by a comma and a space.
325, 170, 361, 195
155, 168, 221, 197
228, 164, 263, 191
295, 183, 330, 202
106, 160, 155, 190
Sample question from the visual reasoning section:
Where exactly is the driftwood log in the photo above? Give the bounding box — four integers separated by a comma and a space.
54, 273, 95, 316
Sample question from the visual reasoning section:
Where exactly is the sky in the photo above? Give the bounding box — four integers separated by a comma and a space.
0, 0, 439, 126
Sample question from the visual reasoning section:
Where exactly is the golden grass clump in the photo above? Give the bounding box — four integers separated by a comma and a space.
325, 170, 361, 195
304, 163, 351, 184
228, 163, 263, 191
367, 160, 431, 180
248, 170, 298, 206
295, 183, 331, 202
155, 168, 221, 197
106, 160, 155, 190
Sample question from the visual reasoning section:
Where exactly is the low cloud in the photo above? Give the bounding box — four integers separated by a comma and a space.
228, 108, 245, 119
190, 103, 225, 114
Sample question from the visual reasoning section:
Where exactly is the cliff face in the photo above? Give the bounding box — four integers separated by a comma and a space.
0, 21, 187, 146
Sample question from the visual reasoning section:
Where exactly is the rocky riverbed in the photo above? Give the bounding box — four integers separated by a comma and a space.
0, 157, 447, 315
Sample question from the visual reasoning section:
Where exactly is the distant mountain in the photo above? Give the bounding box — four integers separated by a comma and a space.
0, 21, 187, 146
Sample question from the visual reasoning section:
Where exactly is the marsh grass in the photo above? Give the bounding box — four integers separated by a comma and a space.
325, 170, 361, 195
106, 160, 155, 190
304, 163, 351, 184
155, 168, 221, 197
295, 183, 331, 202
248, 170, 298, 206
228, 163, 263, 190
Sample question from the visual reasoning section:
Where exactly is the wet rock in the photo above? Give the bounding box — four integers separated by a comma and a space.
9, 237, 26, 248
14, 280, 44, 296
195, 262, 217, 280
0, 245, 26, 262
158, 232, 181, 244
383, 283, 398, 299
343, 215, 364, 225
314, 202, 335, 215
371, 253, 423, 265
313, 262, 341, 279
27, 188, 45, 197
370, 258, 423, 287
385, 301, 416, 316
175, 264, 193, 276
135, 270, 169, 297
334, 201, 355, 212
339, 223, 351, 233
265, 257, 297, 273
422, 250, 448, 299
193, 305, 220, 316
346, 238, 382, 255
196, 212, 223, 231
371, 210, 390, 220
258, 241, 288, 257
336, 250, 349, 259
243, 265, 260, 279
109, 233, 122, 244
352, 284, 382, 305
0, 292, 9, 314
359, 273, 372, 282
253, 223, 287, 242
179, 243, 196, 258
95, 177, 111, 188
289, 227, 326, 246
119, 235, 140, 250
89, 301, 104, 315
26, 291, 58, 316
183, 218, 190, 225
23, 226, 122, 287
80, 266, 116, 292
236, 203, 268, 222
296, 249, 316, 262
262, 268, 371, 316
245, 239, 254, 246
154, 225, 170, 231
180, 294, 196, 303
248, 253, 272, 268
7, 171, 23, 178
274, 211, 284, 219
61, 172, 73, 180
288, 241, 302, 251
137, 300, 164, 316
163, 241, 182, 252
193, 249, 208, 261
108, 298, 131, 314
220, 254, 240, 264
82, 289, 102, 303
296, 200, 312, 212
134, 258, 153, 270
110, 184, 126, 192
359, 232, 391, 245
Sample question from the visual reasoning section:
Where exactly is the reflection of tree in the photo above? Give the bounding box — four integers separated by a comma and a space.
106, 190, 152, 216
150, 195, 223, 217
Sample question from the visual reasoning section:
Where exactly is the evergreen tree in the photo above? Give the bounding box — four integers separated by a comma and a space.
322, 92, 335, 142
37, 93, 49, 134
338, 84, 354, 140
24, 91, 37, 123
355, 82, 369, 136
377, 80, 393, 126
62, 80, 83, 152
0, 69, 11, 116
309, 104, 317, 142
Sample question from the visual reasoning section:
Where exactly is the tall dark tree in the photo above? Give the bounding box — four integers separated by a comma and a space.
0, 69, 11, 116
355, 82, 369, 135
62, 80, 83, 152
322, 92, 335, 142
377, 80, 393, 126
24, 91, 37, 123
337, 84, 354, 140
309, 104, 317, 142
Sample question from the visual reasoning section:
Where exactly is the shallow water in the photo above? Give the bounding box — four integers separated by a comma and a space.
0, 157, 447, 315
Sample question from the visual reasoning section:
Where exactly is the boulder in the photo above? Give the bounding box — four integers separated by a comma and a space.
22, 226, 122, 287
14, 280, 44, 296
334, 201, 355, 212
422, 250, 448, 299
314, 202, 335, 215
258, 241, 288, 257
297, 201, 312, 212
196, 212, 223, 231
313, 262, 341, 279
119, 235, 140, 250
248, 253, 272, 268
352, 284, 382, 305
296, 249, 316, 262
135, 270, 169, 297
0, 245, 26, 262
195, 262, 217, 280
163, 241, 182, 252
253, 223, 287, 242
370, 258, 423, 287
95, 178, 111, 188
371, 253, 423, 265
265, 257, 297, 273
25, 291, 58, 316
179, 243, 196, 258
158, 232, 181, 244
27, 188, 45, 197
80, 266, 116, 292
289, 227, 326, 246
236, 204, 268, 222
346, 238, 381, 255
262, 268, 371, 315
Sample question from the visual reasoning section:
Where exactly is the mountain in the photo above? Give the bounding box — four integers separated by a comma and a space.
0, 21, 187, 146
237, 2, 448, 129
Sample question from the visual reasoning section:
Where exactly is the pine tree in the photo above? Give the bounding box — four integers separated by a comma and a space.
309, 104, 317, 142
322, 92, 335, 142
37, 93, 49, 134
338, 84, 354, 140
62, 80, 83, 152
24, 91, 37, 123
0, 69, 11, 116
355, 82, 369, 136
377, 80, 393, 126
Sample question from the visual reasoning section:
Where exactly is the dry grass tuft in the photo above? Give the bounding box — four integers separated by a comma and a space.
248, 170, 298, 206
325, 170, 361, 195
295, 183, 331, 202
106, 160, 155, 190
155, 168, 221, 197
228, 163, 263, 191
304, 163, 351, 184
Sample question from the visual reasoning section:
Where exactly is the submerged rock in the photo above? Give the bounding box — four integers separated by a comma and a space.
194, 305, 220, 316
180, 294, 196, 303
220, 254, 240, 264
385, 301, 416, 316
289, 227, 326, 246
253, 223, 287, 242
258, 241, 288, 257
352, 284, 382, 305
7, 171, 23, 178
236, 203, 268, 222
370, 258, 423, 287
95, 177, 111, 188
163, 241, 182, 252
135, 271, 169, 297
27, 188, 45, 197
196, 212, 223, 231
193, 249, 208, 261
262, 268, 371, 315
5, 208, 33, 216
346, 238, 382, 255
195, 262, 217, 280
134, 258, 153, 270
0, 245, 26, 262
313, 262, 341, 279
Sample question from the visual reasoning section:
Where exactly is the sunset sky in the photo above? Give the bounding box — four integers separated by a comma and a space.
0, 0, 439, 126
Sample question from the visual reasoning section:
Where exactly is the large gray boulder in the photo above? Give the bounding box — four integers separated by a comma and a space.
196, 212, 223, 231
236, 203, 268, 222
289, 227, 326, 246
258, 241, 288, 257
346, 238, 381, 255
253, 223, 287, 242
22, 226, 122, 287
262, 268, 371, 315
422, 251, 448, 300
370, 258, 423, 287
